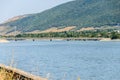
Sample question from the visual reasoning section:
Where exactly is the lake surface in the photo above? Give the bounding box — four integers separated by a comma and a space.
0, 40, 120, 80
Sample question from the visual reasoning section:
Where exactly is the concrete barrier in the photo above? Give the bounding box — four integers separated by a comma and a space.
0, 64, 47, 80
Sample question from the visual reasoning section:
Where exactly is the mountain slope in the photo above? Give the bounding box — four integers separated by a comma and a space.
0, 0, 120, 32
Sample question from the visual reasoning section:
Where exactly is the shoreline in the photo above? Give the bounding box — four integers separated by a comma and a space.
1, 37, 120, 42
0, 39, 9, 43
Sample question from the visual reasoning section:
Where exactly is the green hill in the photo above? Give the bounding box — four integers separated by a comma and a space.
1, 0, 120, 32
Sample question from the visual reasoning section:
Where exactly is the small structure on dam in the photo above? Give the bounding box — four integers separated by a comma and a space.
0, 64, 47, 80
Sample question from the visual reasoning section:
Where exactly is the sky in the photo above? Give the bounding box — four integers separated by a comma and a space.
0, 0, 72, 23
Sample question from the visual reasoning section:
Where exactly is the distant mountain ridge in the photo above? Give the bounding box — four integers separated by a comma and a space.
0, 0, 120, 34
3, 15, 28, 24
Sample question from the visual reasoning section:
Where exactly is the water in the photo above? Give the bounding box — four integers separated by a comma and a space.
0, 40, 120, 80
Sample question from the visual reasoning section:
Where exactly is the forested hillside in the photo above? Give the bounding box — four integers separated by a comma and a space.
1, 0, 120, 32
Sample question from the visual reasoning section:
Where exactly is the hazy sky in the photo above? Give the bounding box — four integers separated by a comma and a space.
0, 0, 72, 23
